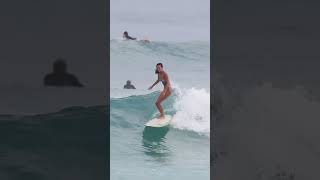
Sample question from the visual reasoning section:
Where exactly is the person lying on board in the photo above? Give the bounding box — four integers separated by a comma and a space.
122, 31, 150, 43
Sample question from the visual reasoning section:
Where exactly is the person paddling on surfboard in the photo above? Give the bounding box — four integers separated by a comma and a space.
148, 63, 172, 120
123, 31, 137, 40
123, 31, 150, 43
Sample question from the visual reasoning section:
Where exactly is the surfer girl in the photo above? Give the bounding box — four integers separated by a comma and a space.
148, 63, 172, 119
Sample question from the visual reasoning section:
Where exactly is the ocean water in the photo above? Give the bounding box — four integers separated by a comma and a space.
111, 0, 210, 179
212, 58, 320, 180
110, 39, 210, 180
210, 0, 320, 178
0, 106, 108, 179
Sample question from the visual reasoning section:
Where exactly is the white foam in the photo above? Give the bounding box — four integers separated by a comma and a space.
171, 87, 210, 136
213, 84, 320, 179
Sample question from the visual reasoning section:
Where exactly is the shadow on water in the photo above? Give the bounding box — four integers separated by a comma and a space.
142, 126, 171, 163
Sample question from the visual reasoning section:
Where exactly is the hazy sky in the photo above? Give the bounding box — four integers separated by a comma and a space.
111, 0, 210, 42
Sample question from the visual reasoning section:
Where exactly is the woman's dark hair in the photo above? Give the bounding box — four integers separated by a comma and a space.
156, 63, 163, 68
155, 63, 163, 74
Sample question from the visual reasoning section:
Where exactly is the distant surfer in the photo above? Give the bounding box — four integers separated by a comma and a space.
124, 80, 136, 89
123, 31, 150, 43
123, 31, 137, 40
148, 63, 172, 120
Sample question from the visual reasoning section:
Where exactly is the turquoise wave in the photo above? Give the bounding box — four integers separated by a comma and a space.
0, 105, 108, 179
110, 91, 176, 129
110, 91, 210, 180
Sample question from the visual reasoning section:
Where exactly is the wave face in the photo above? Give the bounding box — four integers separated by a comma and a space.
111, 89, 210, 136
0, 106, 108, 179
110, 40, 210, 180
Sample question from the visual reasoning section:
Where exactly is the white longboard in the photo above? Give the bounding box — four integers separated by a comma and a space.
145, 115, 172, 127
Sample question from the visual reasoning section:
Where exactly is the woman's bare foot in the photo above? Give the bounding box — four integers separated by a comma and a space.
157, 115, 165, 123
